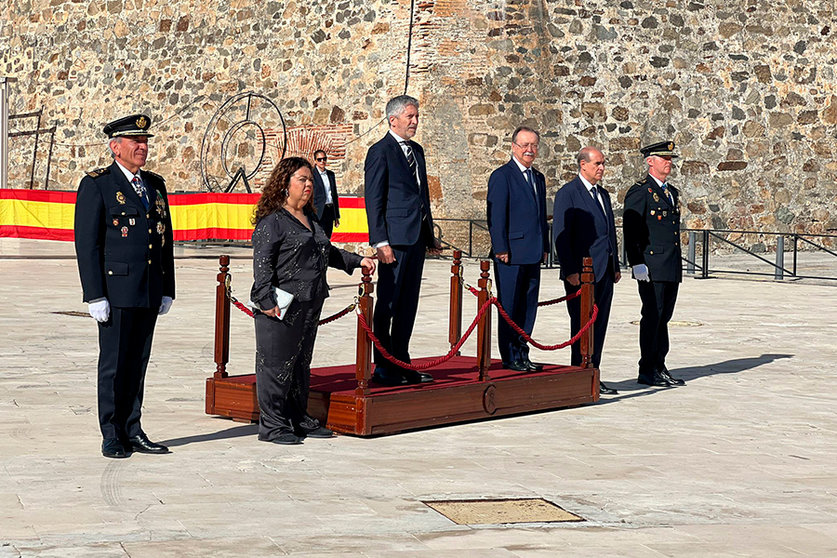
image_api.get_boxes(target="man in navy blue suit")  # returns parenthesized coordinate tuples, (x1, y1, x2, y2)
(311, 149, 340, 238)
(486, 126, 549, 372)
(553, 147, 620, 395)
(364, 95, 440, 386)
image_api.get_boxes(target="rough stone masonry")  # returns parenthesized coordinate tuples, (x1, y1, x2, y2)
(2, 0, 836, 251)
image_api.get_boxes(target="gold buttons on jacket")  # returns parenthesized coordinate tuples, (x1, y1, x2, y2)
(148, 244, 153, 249)
(108, 270, 113, 275)
(649, 250, 654, 255)
(148, 259, 152, 264)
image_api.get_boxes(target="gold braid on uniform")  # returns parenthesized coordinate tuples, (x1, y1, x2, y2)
(86, 167, 111, 178)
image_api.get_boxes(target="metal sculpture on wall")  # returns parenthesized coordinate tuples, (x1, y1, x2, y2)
(200, 92, 287, 193)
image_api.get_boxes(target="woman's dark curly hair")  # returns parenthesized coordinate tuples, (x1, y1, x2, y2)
(252, 157, 314, 224)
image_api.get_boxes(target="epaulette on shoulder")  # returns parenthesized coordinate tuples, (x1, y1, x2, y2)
(144, 170, 165, 182)
(633, 180, 645, 187)
(86, 167, 110, 178)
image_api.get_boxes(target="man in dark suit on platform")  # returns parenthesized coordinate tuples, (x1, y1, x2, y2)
(364, 95, 440, 386)
(74, 114, 175, 458)
(311, 149, 340, 238)
(623, 140, 686, 387)
(553, 146, 620, 395)
(486, 126, 549, 372)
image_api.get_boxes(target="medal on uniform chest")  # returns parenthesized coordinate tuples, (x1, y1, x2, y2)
(116, 191, 126, 205)
(653, 192, 660, 202)
(155, 198, 167, 217)
(657, 215, 662, 221)
(157, 222, 166, 235)
(112, 218, 119, 226)
(121, 226, 129, 237)
(663, 210, 668, 216)
(129, 218, 135, 226)
(650, 210, 655, 216)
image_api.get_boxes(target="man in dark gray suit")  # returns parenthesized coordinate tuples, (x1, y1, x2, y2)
(311, 149, 340, 238)
(364, 95, 440, 386)
(553, 146, 620, 395)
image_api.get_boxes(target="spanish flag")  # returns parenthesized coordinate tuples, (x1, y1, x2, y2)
(0, 189, 370, 244)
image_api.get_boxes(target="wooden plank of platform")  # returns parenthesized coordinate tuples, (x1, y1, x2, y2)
(205, 355, 598, 436)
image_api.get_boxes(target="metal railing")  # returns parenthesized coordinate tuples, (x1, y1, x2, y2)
(433, 218, 837, 282)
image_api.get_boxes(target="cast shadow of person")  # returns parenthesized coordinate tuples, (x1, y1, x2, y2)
(601, 353, 793, 403)
(161, 424, 257, 448)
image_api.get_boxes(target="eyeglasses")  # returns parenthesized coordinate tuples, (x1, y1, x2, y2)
(514, 142, 539, 150)
(315, 157, 327, 162)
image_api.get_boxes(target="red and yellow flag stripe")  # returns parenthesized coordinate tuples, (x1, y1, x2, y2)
(0, 189, 370, 244)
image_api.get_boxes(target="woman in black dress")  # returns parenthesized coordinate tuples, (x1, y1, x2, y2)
(251, 157, 375, 444)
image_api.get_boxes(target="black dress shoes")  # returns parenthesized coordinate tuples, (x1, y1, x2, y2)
(271, 431, 303, 445)
(659, 368, 686, 386)
(637, 372, 672, 387)
(371, 367, 406, 386)
(403, 370, 434, 384)
(504, 360, 529, 372)
(599, 382, 618, 395)
(522, 358, 544, 372)
(128, 434, 171, 454)
(102, 438, 129, 459)
(295, 416, 334, 438)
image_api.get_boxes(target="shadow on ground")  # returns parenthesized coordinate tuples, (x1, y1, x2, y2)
(602, 353, 794, 402)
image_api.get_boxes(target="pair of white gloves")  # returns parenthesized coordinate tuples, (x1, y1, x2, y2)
(88, 296, 173, 322)
(632, 264, 651, 282)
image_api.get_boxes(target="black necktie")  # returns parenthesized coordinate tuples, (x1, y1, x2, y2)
(591, 186, 607, 218)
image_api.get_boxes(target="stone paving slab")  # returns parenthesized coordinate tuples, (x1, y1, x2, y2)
(1, 239, 836, 557)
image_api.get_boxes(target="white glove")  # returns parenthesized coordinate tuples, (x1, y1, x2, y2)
(88, 299, 110, 322)
(632, 264, 651, 282)
(158, 296, 173, 315)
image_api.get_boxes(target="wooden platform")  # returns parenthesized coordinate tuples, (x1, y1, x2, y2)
(206, 356, 599, 436)
(206, 253, 601, 437)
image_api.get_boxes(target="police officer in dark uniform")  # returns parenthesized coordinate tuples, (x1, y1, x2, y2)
(623, 141, 686, 388)
(74, 114, 175, 458)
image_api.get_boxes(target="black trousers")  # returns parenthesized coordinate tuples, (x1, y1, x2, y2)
(254, 297, 324, 441)
(320, 204, 336, 238)
(565, 264, 615, 368)
(97, 307, 158, 441)
(636, 280, 679, 376)
(373, 241, 426, 370)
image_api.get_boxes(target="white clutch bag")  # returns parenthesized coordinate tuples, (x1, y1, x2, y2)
(272, 287, 294, 320)
(250, 286, 294, 320)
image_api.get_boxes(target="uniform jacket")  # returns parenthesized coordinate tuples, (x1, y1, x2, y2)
(623, 174, 682, 283)
(312, 168, 340, 223)
(486, 159, 549, 265)
(250, 208, 363, 309)
(552, 175, 619, 283)
(74, 161, 175, 308)
(364, 133, 435, 248)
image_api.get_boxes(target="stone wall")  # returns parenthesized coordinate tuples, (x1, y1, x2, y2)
(3, 0, 836, 249)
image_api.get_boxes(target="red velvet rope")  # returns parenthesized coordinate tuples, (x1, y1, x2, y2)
(355, 296, 494, 371)
(355, 295, 598, 371)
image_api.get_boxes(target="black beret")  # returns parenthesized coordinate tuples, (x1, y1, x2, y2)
(103, 114, 154, 138)
(640, 140, 678, 158)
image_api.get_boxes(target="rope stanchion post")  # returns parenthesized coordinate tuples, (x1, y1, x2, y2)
(448, 249, 463, 354)
(579, 256, 595, 370)
(476, 259, 492, 380)
(213, 255, 231, 380)
(354, 266, 374, 397)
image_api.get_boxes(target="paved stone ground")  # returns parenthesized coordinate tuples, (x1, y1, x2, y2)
(1, 239, 836, 557)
